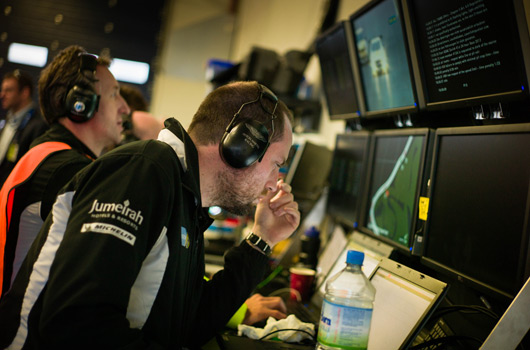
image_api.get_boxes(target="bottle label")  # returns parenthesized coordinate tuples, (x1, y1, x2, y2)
(317, 299, 373, 350)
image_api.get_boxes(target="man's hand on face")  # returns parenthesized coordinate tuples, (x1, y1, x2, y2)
(253, 179, 300, 247)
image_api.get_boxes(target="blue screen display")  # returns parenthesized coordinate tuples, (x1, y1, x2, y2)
(352, 0, 416, 113)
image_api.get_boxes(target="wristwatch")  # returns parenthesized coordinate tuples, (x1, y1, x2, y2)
(245, 232, 272, 256)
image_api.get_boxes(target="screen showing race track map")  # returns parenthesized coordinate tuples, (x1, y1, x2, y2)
(363, 134, 425, 249)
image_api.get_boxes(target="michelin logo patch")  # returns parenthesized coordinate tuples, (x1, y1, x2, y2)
(81, 222, 136, 246)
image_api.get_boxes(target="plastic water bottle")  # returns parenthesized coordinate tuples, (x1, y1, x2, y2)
(316, 250, 376, 350)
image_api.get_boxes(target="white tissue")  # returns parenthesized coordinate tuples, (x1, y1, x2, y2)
(238, 314, 315, 343)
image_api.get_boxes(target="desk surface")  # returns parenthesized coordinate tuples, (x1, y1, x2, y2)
(201, 332, 315, 350)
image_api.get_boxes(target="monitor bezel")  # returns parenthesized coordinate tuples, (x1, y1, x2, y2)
(421, 123, 530, 301)
(315, 20, 364, 120)
(359, 127, 433, 254)
(325, 131, 372, 229)
(402, 0, 530, 111)
(348, 0, 420, 119)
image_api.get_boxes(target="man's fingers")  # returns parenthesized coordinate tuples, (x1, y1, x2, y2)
(261, 296, 287, 313)
(266, 309, 287, 320)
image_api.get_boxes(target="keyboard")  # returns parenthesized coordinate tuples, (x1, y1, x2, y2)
(286, 300, 320, 325)
(415, 317, 455, 349)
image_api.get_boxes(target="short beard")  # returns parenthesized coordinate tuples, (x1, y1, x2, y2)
(212, 169, 256, 217)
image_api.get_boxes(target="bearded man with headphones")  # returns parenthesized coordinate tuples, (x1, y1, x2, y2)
(0, 78, 300, 349)
(0, 45, 130, 298)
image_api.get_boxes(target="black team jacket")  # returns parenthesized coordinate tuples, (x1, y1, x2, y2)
(0, 118, 269, 349)
(0, 123, 96, 297)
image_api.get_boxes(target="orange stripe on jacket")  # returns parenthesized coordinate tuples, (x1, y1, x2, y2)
(0, 142, 71, 296)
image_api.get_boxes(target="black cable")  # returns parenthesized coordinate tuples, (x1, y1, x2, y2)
(258, 328, 316, 342)
(408, 335, 483, 350)
(434, 305, 499, 321)
(318, 0, 340, 35)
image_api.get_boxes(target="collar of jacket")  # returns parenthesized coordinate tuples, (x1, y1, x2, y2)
(31, 122, 98, 160)
(158, 118, 208, 220)
(158, 120, 188, 171)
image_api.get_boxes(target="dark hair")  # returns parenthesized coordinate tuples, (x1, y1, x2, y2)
(188, 81, 293, 146)
(120, 84, 148, 112)
(3, 69, 34, 95)
(38, 45, 111, 124)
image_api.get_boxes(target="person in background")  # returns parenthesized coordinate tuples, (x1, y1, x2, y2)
(0, 80, 299, 349)
(119, 84, 164, 143)
(119, 83, 288, 328)
(0, 69, 49, 185)
(0, 45, 129, 297)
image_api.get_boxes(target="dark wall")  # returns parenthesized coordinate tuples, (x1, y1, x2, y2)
(0, 0, 168, 116)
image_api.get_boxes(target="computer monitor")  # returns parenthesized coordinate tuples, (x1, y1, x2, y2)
(403, 0, 530, 111)
(349, 0, 418, 118)
(360, 128, 432, 253)
(238, 46, 280, 88)
(326, 132, 371, 229)
(367, 258, 447, 350)
(279, 143, 299, 180)
(284, 141, 333, 204)
(315, 21, 362, 120)
(422, 123, 530, 301)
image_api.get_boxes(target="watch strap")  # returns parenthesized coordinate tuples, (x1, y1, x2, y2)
(246, 232, 271, 256)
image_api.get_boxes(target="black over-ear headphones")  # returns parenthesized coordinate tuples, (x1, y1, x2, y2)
(65, 53, 100, 123)
(219, 84, 279, 168)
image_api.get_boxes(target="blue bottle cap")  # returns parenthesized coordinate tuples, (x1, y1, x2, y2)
(346, 250, 364, 265)
(304, 226, 319, 238)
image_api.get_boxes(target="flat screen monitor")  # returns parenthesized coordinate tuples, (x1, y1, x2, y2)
(360, 128, 432, 252)
(404, 0, 530, 110)
(422, 123, 530, 300)
(367, 258, 447, 350)
(315, 21, 361, 120)
(326, 132, 371, 229)
(349, 0, 418, 117)
(279, 143, 299, 180)
(284, 141, 333, 203)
